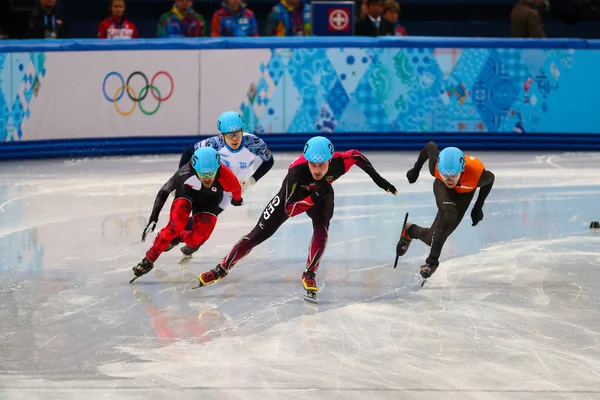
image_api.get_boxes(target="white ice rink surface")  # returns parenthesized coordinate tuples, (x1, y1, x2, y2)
(1, 151, 599, 400)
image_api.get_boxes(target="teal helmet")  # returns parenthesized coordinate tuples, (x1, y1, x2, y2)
(438, 147, 465, 176)
(303, 136, 334, 163)
(217, 111, 244, 134)
(191, 147, 221, 178)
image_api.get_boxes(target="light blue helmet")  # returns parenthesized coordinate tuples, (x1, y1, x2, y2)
(303, 136, 334, 163)
(217, 111, 244, 134)
(437, 147, 465, 176)
(191, 147, 221, 178)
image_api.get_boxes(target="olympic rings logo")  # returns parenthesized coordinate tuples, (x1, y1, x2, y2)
(102, 71, 175, 116)
(309, 154, 328, 162)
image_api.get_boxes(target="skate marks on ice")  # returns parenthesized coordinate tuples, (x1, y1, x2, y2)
(94, 235, 600, 399)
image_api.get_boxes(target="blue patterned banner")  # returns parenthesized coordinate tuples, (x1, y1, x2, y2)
(238, 47, 598, 134)
(0, 53, 46, 141)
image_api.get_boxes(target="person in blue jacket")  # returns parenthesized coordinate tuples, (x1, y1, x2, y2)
(265, 0, 311, 36)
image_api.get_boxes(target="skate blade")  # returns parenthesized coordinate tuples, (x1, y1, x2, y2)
(303, 291, 318, 304)
(393, 212, 409, 269)
(420, 279, 427, 288)
(129, 276, 139, 284)
(191, 279, 216, 290)
(178, 255, 193, 264)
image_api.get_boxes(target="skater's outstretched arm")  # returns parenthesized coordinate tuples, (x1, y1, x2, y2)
(340, 150, 397, 194)
(216, 164, 243, 204)
(244, 135, 275, 190)
(471, 170, 495, 226)
(150, 169, 185, 221)
(251, 156, 274, 183)
(407, 141, 440, 183)
(475, 170, 495, 207)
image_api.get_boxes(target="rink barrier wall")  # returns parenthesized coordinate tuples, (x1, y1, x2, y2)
(3, 133, 600, 161)
(1, 37, 600, 160)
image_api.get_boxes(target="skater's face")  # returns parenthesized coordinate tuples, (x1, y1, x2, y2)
(223, 131, 243, 150)
(440, 173, 461, 189)
(308, 161, 329, 180)
(175, 0, 192, 13)
(200, 176, 215, 188)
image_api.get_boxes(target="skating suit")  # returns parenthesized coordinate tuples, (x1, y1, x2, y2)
(184, 133, 272, 209)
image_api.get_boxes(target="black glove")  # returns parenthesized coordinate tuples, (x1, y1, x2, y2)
(141, 217, 157, 242)
(383, 181, 397, 195)
(471, 205, 484, 226)
(373, 176, 397, 195)
(310, 183, 332, 203)
(231, 198, 244, 206)
(406, 168, 420, 184)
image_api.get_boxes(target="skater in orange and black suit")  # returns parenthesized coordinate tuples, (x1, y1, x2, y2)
(396, 141, 495, 280)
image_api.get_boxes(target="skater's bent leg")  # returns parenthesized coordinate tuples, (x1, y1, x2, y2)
(219, 193, 289, 272)
(180, 212, 217, 248)
(305, 194, 334, 274)
(145, 198, 191, 262)
(423, 182, 474, 266)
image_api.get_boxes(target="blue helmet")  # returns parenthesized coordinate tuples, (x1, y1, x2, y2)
(303, 136, 334, 163)
(191, 147, 221, 178)
(217, 111, 244, 134)
(437, 147, 465, 176)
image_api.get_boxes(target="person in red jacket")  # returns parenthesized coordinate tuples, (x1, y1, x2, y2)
(98, 0, 138, 39)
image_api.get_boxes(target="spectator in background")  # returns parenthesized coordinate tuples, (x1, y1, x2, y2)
(157, 0, 206, 38)
(355, 0, 395, 36)
(0, 0, 9, 39)
(511, 0, 547, 37)
(211, 0, 258, 37)
(27, 0, 67, 39)
(356, 0, 368, 19)
(98, 0, 138, 39)
(383, 0, 407, 36)
(265, 0, 311, 36)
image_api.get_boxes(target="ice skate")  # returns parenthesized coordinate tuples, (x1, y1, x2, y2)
(179, 245, 200, 264)
(302, 271, 319, 303)
(191, 265, 228, 289)
(164, 236, 181, 252)
(130, 258, 154, 283)
(394, 213, 412, 268)
(419, 263, 438, 287)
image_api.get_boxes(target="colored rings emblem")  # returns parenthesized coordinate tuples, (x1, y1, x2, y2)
(102, 71, 174, 116)
(310, 154, 328, 162)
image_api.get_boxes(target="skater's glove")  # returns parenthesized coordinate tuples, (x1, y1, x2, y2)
(374, 176, 397, 195)
(310, 183, 332, 203)
(141, 219, 157, 242)
(240, 177, 256, 194)
(231, 198, 244, 206)
(471, 206, 484, 226)
(384, 182, 397, 195)
(406, 168, 419, 184)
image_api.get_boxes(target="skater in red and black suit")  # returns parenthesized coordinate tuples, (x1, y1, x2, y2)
(131, 147, 242, 282)
(396, 141, 495, 280)
(193, 136, 398, 301)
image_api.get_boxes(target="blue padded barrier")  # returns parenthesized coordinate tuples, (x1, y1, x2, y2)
(3, 133, 600, 161)
(0, 36, 591, 53)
